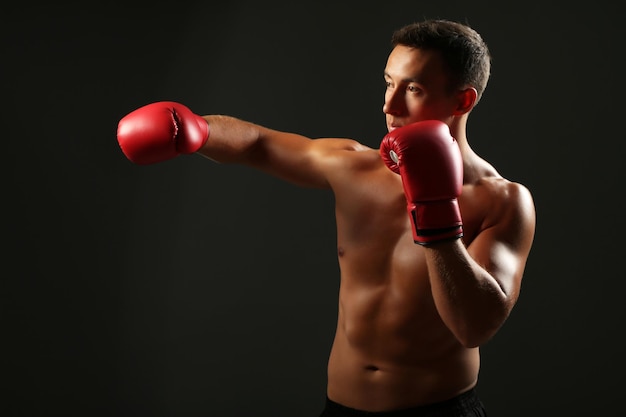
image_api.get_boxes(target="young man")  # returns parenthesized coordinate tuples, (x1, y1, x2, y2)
(117, 19, 536, 417)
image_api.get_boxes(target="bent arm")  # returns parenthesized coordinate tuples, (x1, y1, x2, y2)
(425, 182, 536, 348)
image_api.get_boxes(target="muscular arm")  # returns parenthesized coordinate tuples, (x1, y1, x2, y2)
(424, 182, 536, 348)
(116, 102, 371, 187)
(197, 115, 368, 189)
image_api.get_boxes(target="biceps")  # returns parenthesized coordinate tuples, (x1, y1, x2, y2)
(467, 229, 528, 299)
(251, 134, 331, 188)
(467, 187, 536, 298)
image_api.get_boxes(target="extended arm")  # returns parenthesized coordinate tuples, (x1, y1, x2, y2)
(116, 101, 366, 189)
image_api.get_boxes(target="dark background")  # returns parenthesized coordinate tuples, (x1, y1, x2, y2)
(3, 1, 624, 416)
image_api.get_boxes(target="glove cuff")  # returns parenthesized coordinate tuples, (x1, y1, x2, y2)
(408, 200, 463, 245)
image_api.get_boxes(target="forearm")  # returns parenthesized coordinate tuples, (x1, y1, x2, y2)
(197, 115, 263, 164)
(197, 115, 330, 188)
(116, 102, 264, 166)
(425, 239, 510, 348)
(115, 102, 324, 187)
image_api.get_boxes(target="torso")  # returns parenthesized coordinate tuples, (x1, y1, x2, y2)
(324, 146, 501, 411)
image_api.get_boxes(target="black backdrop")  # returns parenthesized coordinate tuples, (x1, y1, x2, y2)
(3, 1, 624, 416)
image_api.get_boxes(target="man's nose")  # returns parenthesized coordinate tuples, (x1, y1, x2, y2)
(382, 91, 404, 115)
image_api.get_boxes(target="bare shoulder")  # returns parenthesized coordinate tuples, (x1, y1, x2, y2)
(311, 137, 381, 168)
(312, 137, 376, 154)
(462, 174, 536, 250)
(478, 176, 535, 222)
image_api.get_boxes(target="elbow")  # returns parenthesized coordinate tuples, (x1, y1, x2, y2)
(454, 309, 511, 348)
(458, 291, 516, 348)
(456, 326, 500, 349)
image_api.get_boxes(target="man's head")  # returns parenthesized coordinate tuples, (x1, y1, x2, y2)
(383, 19, 492, 130)
(391, 19, 491, 103)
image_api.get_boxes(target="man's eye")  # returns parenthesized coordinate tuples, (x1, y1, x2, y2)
(407, 85, 421, 93)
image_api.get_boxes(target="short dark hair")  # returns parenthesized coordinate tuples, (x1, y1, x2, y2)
(391, 19, 492, 102)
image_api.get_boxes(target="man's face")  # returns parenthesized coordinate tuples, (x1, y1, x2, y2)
(383, 45, 459, 132)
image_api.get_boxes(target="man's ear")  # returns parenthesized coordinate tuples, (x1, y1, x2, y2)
(453, 87, 478, 115)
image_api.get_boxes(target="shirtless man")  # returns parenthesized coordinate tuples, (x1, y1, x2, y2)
(117, 19, 536, 417)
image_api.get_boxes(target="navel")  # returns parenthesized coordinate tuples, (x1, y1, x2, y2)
(338, 246, 345, 257)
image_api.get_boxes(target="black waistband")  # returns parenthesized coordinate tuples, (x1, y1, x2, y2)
(323, 388, 483, 417)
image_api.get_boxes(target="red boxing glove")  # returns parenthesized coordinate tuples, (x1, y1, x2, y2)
(117, 101, 209, 165)
(380, 120, 463, 245)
